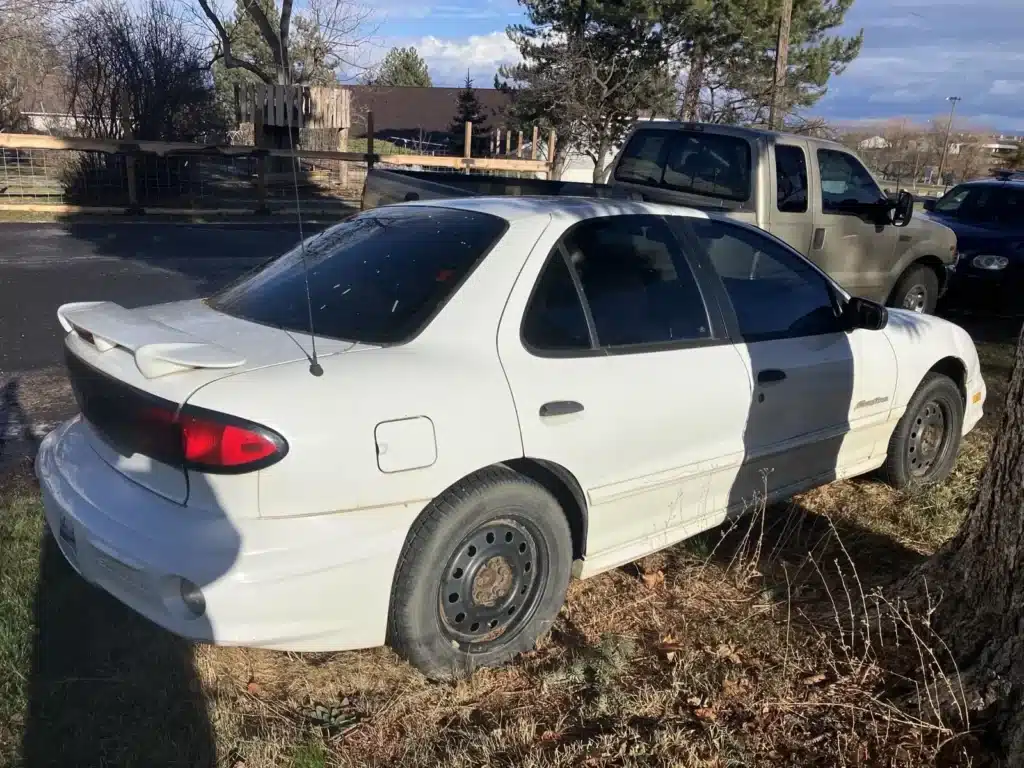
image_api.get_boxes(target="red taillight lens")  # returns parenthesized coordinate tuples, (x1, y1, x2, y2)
(180, 414, 283, 470)
(138, 405, 285, 472)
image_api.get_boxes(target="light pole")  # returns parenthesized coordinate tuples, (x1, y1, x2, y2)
(936, 95, 961, 189)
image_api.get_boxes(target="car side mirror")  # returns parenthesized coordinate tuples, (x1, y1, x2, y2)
(922, 198, 937, 212)
(889, 189, 914, 227)
(844, 296, 888, 331)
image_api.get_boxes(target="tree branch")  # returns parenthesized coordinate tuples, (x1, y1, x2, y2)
(195, 0, 273, 82)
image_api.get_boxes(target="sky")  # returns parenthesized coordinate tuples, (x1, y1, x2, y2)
(361, 0, 1024, 133)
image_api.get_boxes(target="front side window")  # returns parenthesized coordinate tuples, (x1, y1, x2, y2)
(691, 219, 842, 341)
(210, 207, 507, 344)
(775, 144, 809, 213)
(934, 185, 1024, 224)
(817, 149, 886, 210)
(523, 215, 712, 351)
(614, 129, 753, 202)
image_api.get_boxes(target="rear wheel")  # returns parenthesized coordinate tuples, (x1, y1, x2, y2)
(881, 373, 963, 489)
(889, 264, 939, 314)
(387, 466, 572, 679)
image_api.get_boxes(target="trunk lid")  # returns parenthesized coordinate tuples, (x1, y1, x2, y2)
(62, 299, 354, 503)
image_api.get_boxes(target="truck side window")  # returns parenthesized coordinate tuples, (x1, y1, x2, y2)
(817, 149, 886, 210)
(775, 145, 808, 213)
(691, 219, 841, 342)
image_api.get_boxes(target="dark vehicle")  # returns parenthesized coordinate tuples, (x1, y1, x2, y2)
(925, 176, 1024, 315)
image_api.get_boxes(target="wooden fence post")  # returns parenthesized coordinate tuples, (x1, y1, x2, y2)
(119, 93, 139, 212)
(366, 110, 375, 169)
(547, 129, 557, 180)
(253, 104, 268, 214)
(464, 120, 472, 174)
(517, 130, 524, 158)
(532, 126, 539, 160)
(504, 129, 511, 156)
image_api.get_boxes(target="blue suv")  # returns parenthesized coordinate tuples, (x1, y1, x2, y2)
(926, 174, 1024, 315)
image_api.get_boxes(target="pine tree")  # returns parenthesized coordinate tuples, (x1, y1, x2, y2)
(369, 46, 432, 88)
(449, 73, 489, 154)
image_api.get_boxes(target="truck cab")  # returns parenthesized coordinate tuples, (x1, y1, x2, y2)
(606, 122, 958, 313)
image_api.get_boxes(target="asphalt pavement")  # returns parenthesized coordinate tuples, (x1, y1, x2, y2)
(0, 221, 321, 450)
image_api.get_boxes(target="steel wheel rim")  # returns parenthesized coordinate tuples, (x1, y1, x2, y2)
(902, 285, 928, 313)
(438, 516, 546, 649)
(908, 399, 950, 478)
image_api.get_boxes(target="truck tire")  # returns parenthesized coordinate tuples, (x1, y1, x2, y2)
(880, 373, 963, 489)
(888, 264, 939, 314)
(387, 466, 573, 680)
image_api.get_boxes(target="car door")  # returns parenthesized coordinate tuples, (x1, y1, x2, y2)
(812, 147, 899, 302)
(768, 140, 816, 255)
(497, 213, 752, 573)
(686, 217, 898, 514)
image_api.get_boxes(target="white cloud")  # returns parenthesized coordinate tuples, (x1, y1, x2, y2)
(990, 80, 1024, 97)
(415, 32, 521, 84)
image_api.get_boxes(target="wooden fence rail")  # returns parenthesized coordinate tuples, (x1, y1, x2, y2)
(0, 115, 557, 215)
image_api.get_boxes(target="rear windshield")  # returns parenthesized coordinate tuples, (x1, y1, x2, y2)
(614, 129, 752, 202)
(210, 207, 507, 344)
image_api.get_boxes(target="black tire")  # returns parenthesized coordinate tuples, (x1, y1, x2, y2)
(888, 264, 939, 314)
(387, 465, 572, 679)
(880, 373, 964, 489)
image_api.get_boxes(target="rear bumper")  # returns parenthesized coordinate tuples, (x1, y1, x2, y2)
(36, 417, 422, 652)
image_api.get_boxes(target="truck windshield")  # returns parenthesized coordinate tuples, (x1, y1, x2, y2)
(614, 129, 752, 202)
(210, 207, 508, 344)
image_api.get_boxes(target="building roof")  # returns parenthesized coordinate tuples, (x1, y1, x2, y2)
(348, 86, 511, 139)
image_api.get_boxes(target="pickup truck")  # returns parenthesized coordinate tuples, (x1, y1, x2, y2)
(361, 121, 959, 314)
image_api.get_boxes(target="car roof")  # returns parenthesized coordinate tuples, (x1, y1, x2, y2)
(956, 178, 1024, 190)
(396, 195, 711, 223)
(624, 119, 850, 152)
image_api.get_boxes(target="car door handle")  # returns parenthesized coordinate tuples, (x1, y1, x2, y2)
(539, 400, 584, 417)
(813, 227, 826, 250)
(757, 369, 787, 384)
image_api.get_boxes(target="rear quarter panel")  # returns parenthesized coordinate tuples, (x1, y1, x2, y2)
(185, 216, 548, 519)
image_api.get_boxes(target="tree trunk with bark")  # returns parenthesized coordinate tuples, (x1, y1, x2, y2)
(679, 44, 705, 122)
(903, 325, 1024, 757)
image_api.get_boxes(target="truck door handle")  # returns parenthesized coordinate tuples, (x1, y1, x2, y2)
(540, 400, 584, 417)
(813, 228, 826, 250)
(757, 369, 787, 384)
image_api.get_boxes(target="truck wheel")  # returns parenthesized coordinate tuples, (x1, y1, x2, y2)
(880, 373, 963, 489)
(889, 265, 939, 314)
(387, 466, 572, 680)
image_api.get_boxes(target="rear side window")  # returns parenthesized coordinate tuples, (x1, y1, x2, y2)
(614, 129, 752, 202)
(775, 145, 808, 213)
(211, 207, 507, 344)
(523, 215, 712, 352)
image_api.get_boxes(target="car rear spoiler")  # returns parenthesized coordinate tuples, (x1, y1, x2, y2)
(57, 301, 246, 379)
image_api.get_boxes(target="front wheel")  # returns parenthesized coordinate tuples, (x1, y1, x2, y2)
(888, 265, 939, 314)
(387, 466, 572, 679)
(880, 373, 964, 489)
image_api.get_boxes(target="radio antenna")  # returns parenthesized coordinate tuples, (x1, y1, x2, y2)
(284, 71, 323, 377)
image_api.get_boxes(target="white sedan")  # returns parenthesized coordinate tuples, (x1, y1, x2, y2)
(37, 197, 986, 678)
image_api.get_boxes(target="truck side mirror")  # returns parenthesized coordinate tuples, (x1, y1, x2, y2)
(889, 189, 914, 227)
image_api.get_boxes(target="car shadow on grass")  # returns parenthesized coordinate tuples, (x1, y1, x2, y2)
(20, 530, 216, 767)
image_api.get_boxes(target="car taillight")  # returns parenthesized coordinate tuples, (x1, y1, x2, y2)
(140, 405, 287, 473)
(181, 414, 281, 469)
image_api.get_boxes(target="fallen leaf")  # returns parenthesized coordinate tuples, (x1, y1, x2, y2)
(655, 634, 682, 662)
(694, 707, 718, 722)
(715, 644, 742, 665)
(802, 673, 827, 686)
(641, 570, 665, 589)
(246, 680, 262, 696)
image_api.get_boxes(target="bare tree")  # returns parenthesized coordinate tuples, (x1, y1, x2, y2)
(65, 0, 221, 140)
(194, 0, 373, 85)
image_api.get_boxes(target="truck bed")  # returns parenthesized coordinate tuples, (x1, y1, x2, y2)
(360, 168, 637, 211)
